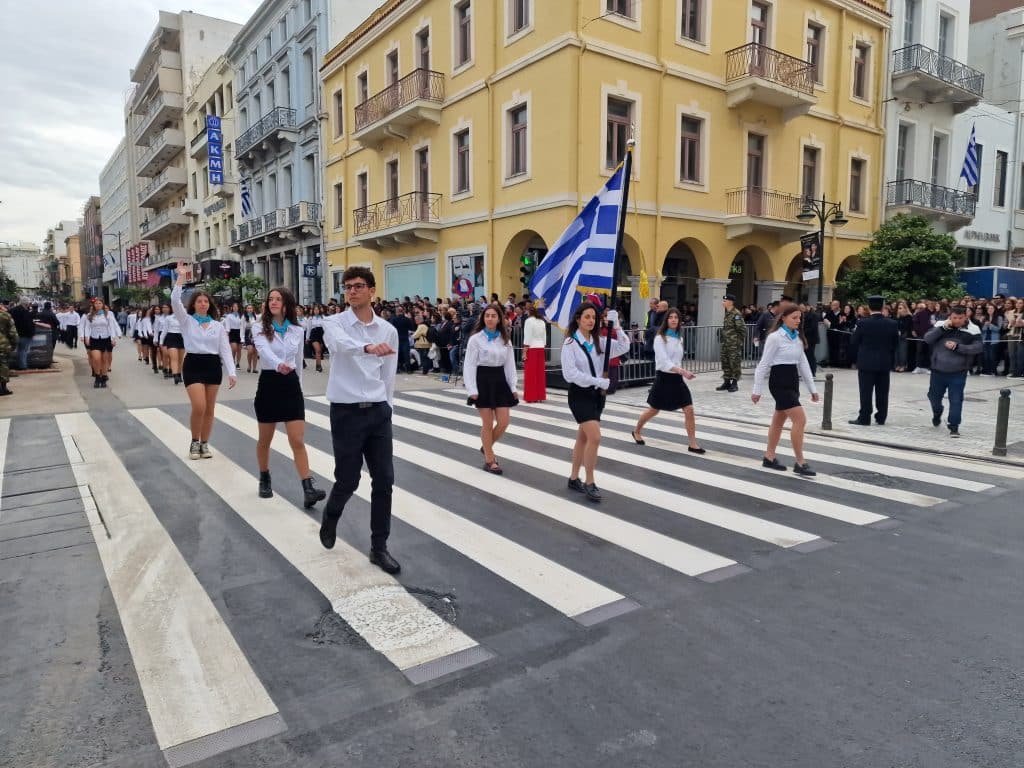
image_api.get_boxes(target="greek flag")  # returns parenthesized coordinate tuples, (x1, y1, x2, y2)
(959, 123, 979, 187)
(241, 178, 252, 218)
(528, 163, 626, 329)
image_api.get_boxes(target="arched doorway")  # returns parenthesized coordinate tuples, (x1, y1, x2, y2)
(784, 254, 806, 303)
(727, 250, 756, 306)
(660, 241, 700, 312)
(501, 230, 548, 299)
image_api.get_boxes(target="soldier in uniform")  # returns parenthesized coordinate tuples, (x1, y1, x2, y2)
(717, 293, 745, 392)
(0, 301, 19, 396)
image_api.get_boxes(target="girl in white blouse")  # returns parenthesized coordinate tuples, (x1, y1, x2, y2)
(81, 299, 121, 388)
(631, 308, 704, 453)
(751, 305, 819, 476)
(560, 299, 630, 502)
(464, 303, 521, 474)
(172, 263, 237, 460)
(223, 301, 244, 368)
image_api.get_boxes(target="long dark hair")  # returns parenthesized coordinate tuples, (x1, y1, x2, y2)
(186, 289, 220, 320)
(771, 305, 808, 348)
(566, 301, 603, 354)
(657, 307, 682, 339)
(471, 302, 510, 343)
(261, 287, 298, 338)
(87, 299, 106, 322)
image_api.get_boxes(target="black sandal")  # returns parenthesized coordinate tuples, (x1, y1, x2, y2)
(483, 461, 503, 475)
(631, 430, 645, 445)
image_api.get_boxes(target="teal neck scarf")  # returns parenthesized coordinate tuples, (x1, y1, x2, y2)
(272, 319, 291, 336)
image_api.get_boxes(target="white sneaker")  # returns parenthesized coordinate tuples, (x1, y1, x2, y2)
(199, 441, 213, 459)
(189, 440, 201, 460)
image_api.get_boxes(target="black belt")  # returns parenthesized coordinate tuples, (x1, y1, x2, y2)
(332, 401, 387, 410)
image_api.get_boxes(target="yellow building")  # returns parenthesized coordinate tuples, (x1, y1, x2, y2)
(321, 0, 889, 324)
(63, 233, 84, 300)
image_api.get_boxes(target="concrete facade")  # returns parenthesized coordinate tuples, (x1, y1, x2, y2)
(99, 138, 132, 300)
(43, 220, 83, 298)
(79, 197, 103, 299)
(0, 242, 43, 293)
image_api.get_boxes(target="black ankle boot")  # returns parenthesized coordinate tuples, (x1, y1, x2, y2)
(302, 477, 326, 508)
(258, 470, 273, 498)
(173, 373, 181, 385)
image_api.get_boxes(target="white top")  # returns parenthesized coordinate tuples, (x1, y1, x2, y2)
(252, 322, 304, 385)
(463, 331, 517, 398)
(127, 314, 139, 334)
(137, 316, 153, 338)
(223, 312, 244, 331)
(56, 311, 67, 330)
(82, 312, 121, 340)
(154, 314, 167, 344)
(163, 312, 182, 335)
(752, 328, 816, 396)
(560, 330, 630, 391)
(323, 308, 399, 407)
(523, 316, 547, 348)
(64, 311, 80, 327)
(171, 286, 236, 377)
(308, 316, 325, 329)
(653, 333, 686, 373)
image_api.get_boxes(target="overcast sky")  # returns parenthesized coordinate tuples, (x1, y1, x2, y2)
(0, 0, 262, 251)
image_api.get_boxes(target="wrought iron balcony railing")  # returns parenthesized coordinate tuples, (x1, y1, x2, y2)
(354, 68, 445, 132)
(726, 187, 807, 219)
(725, 43, 815, 96)
(886, 179, 977, 217)
(354, 191, 440, 235)
(236, 107, 297, 156)
(892, 44, 984, 98)
(230, 202, 322, 246)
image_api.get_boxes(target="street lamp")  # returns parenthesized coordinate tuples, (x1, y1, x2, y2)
(102, 231, 125, 290)
(796, 195, 848, 305)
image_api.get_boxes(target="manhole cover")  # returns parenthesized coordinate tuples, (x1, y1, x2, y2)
(831, 470, 903, 487)
(306, 611, 370, 648)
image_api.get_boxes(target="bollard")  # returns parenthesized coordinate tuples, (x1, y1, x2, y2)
(821, 373, 834, 430)
(992, 389, 1011, 457)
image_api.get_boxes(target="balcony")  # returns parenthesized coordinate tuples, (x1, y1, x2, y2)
(131, 51, 183, 113)
(353, 191, 441, 249)
(236, 107, 298, 161)
(725, 43, 817, 120)
(885, 179, 976, 231)
(229, 201, 322, 251)
(143, 246, 190, 270)
(137, 167, 187, 208)
(134, 91, 184, 146)
(139, 208, 189, 240)
(137, 128, 186, 178)
(189, 127, 209, 159)
(353, 68, 445, 146)
(891, 44, 984, 112)
(724, 188, 814, 244)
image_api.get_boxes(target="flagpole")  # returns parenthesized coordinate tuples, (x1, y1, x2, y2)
(602, 139, 635, 376)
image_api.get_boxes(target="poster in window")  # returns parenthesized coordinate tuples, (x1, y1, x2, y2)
(451, 253, 484, 299)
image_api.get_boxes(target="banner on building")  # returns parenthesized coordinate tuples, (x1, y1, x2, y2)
(800, 232, 821, 282)
(206, 115, 223, 185)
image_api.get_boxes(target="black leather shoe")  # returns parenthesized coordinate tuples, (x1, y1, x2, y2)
(874, 419, 885, 425)
(584, 483, 602, 502)
(762, 456, 786, 471)
(847, 419, 870, 426)
(258, 470, 273, 499)
(567, 477, 586, 493)
(319, 513, 339, 549)
(301, 477, 326, 508)
(370, 548, 401, 574)
(931, 413, 942, 427)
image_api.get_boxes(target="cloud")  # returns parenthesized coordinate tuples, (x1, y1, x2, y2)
(0, 0, 261, 247)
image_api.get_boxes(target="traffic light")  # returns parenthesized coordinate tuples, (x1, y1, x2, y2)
(519, 251, 536, 288)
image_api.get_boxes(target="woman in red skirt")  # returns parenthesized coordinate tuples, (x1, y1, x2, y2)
(522, 304, 547, 402)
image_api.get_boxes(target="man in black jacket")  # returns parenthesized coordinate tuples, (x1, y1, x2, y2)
(10, 298, 35, 370)
(801, 302, 822, 375)
(848, 295, 899, 425)
(388, 306, 415, 373)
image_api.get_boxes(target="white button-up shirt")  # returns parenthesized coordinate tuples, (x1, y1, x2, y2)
(752, 327, 816, 396)
(171, 286, 236, 377)
(323, 308, 398, 406)
(523, 316, 547, 349)
(560, 330, 630, 390)
(81, 311, 120, 340)
(252, 322, 304, 385)
(463, 331, 517, 398)
(653, 333, 686, 373)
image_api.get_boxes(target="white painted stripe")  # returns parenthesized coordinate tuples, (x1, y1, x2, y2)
(212, 407, 627, 622)
(513, 398, 994, 493)
(55, 413, 281, 753)
(407, 390, 936, 510)
(130, 408, 481, 675)
(0, 418, 9, 514)
(302, 403, 734, 577)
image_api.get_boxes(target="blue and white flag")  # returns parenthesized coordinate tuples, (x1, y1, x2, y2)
(960, 123, 979, 187)
(528, 163, 626, 329)
(241, 178, 252, 218)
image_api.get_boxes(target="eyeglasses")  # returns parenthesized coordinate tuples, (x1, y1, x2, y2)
(343, 283, 368, 292)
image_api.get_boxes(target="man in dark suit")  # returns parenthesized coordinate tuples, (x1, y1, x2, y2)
(848, 295, 899, 425)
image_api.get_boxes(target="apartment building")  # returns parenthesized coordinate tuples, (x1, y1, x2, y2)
(99, 138, 132, 302)
(321, 0, 889, 323)
(80, 197, 103, 299)
(129, 11, 242, 284)
(225, 0, 330, 304)
(43, 219, 83, 298)
(0, 242, 43, 293)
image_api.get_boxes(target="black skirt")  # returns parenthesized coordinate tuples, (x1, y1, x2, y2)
(228, 328, 242, 345)
(88, 337, 113, 352)
(471, 365, 518, 409)
(309, 326, 325, 344)
(140, 336, 152, 346)
(243, 330, 254, 347)
(768, 364, 801, 411)
(163, 332, 185, 350)
(182, 353, 223, 386)
(568, 384, 604, 424)
(647, 371, 693, 411)
(254, 370, 305, 423)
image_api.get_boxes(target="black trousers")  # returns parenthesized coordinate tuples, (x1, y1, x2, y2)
(857, 369, 891, 423)
(323, 402, 394, 550)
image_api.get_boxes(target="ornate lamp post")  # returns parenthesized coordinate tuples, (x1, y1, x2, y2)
(796, 196, 848, 305)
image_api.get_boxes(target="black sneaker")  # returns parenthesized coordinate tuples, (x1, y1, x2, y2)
(931, 413, 942, 427)
(948, 425, 960, 438)
(793, 462, 817, 477)
(584, 483, 602, 502)
(567, 478, 586, 493)
(762, 456, 787, 471)
(319, 513, 339, 549)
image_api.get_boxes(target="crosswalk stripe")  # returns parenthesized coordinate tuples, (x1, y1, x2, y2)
(212, 406, 637, 626)
(303, 400, 738, 579)
(513, 398, 994, 493)
(407, 391, 912, 516)
(132, 408, 489, 684)
(0, 418, 9, 514)
(55, 413, 284, 766)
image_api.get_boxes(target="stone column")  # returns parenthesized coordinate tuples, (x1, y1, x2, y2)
(820, 284, 834, 306)
(627, 275, 644, 329)
(283, 253, 295, 292)
(755, 280, 787, 308)
(696, 278, 730, 328)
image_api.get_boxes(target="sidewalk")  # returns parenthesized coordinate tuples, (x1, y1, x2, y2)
(607, 366, 1024, 465)
(0, 347, 87, 419)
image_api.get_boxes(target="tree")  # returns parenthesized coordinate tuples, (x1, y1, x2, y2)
(112, 285, 159, 306)
(836, 213, 965, 305)
(203, 274, 266, 304)
(0, 268, 19, 299)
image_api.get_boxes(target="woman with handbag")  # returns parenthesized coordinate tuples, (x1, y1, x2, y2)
(464, 303, 520, 475)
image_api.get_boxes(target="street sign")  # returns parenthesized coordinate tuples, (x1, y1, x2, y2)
(206, 115, 223, 186)
(303, 264, 318, 278)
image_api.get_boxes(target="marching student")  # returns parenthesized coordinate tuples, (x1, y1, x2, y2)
(751, 304, 819, 477)
(318, 266, 401, 575)
(81, 298, 120, 388)
(243, 303, 259, 373)
(308, 304, 326, 372)
(154, 304, 170, 377)
(161, 295, 185, 384)
(295, 305, 309, 370)
(522, 303, 547, 402)
(172, 263, 237, 460)
(464, 302, 521, 475)
(631, 307, 704, 453)
(224, 301, 244, 369)
(138, 307, 156, 369)
(128, 308, 141, 359)
(64, 305, 80, 349)
(561, 300, 630, 502)
(251, 287, 326, 506)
